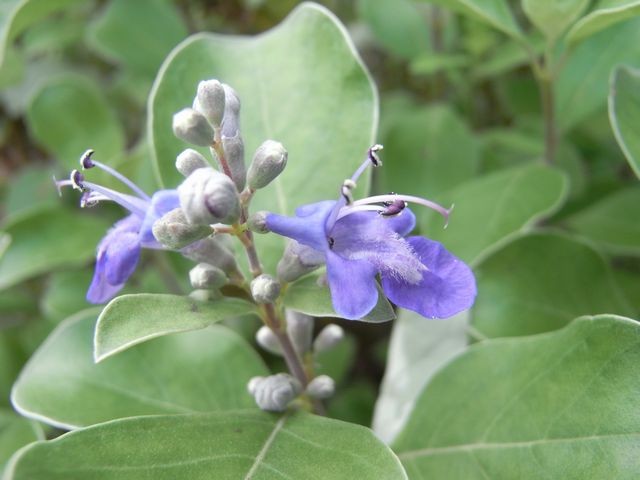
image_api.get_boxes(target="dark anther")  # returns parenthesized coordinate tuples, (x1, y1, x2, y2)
(380, 199, 407, 217)
(341, 179, 355, 205)
(80, 149, 95, 169)
(328, 237, 335, 249)
(368, 144, 383, 167)
(70, 169, 85, 191)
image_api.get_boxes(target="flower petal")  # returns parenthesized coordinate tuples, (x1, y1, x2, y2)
(266, 201, 335, 252)
(381, 236, 476, 319)
(326, 250, 378, 320)
(104, 231, 141, 285)
(383, 207, 416, 236)
(139, 189, 180, 247)
(86, 254, 125, 304)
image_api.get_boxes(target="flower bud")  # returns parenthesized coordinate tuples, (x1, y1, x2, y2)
(247, 140, 288, 190)
(313, 324, 344, 353)
(189, 263, 227, 290)
(196, 79, 225, 127)
(276, 241, 323, 283)
(220, 134, 246, 191)
(172, 108, 215, 147)
(176, 149, 210, 177)
(178, 167, 240, 225)
(189, 289, 221, 301)
(247, 211, 270, 234)
(220, 84, 241, 137)
(255, 326, 282, 356)
(248, 373, 302, 412)
(152, 208, 211, 249)
(250, 274, 281, 304)
(306, 375, 335, 400)
(181, 237, 238, 274)
(286, 310, 313, 356)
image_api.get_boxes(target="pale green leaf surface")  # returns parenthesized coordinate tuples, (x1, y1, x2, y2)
(149, 3, 377, 270)
(283, 272, 396, 323)
(567, 0, 640, 45)
(420, 163, 567, 265)
(566, 187, 640, 255)
(12, 310, 268, 429)
(0, 410, 41, 475)
(429, 0, 522, 39)
(522, 0, 589, 40)
(0, 209, 109, 290)
(5, 410, 408, 480)
(609, 65, 640, 178)
(394, 315, 640, 479)
(472, 232, 634, 338)
(94, 293, 257, 361)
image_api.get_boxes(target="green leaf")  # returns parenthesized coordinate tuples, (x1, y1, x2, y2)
(94, 293, 257, 362)
(522, 0, 589, 40)
(283, 273, 396, 323)
(557, 17, 640, 131)
(12, 309, 268, 429)
(0, 410, 41, 474)
(394, 315, 640, 479)
(3, 166, 58, 224)
(472, 232, 634, 338)
(373, 310, 469, 444)
(566, 187, 640, 255)
(40, 270, 93, 322)
(5, 410, 408, 480)
(609, 65, 640, 178)
(378, 105, 479, 197)
(149, 3, 377, 270)
(430, 0, 523, 39)
(421, 163, 568, 265)
(26, 74, 124, 169)
(0, 209, 109, 290)
(87, 0, 187, 77)
(357, 0, 431, 60)
(567, 0, 640, 45)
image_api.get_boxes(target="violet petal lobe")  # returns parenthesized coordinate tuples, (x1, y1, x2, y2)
(381, 207, 416, 236)
(266, 200, 336, 252)
(139, 189, 180, 247)
(86, 253, 125, 304)
(381, 236, 476, 319)
(104, 231, 141, 285)
(326, 250, 379, 320)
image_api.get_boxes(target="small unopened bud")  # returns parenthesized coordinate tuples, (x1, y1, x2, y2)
(248, 373, 302, 412)
(247, 140, 288, 190)
(189, 289, 221, 301)
(277, 241, 323, 283)
(196, 80, 225, 127)
(306, 375, 335, 400)
(182, 237, 238, 274)
(286, 310, 313, 356)
(220, 84, 241, 138)
(255, 326, 282, 356)
(247, 211, 270, 234)
(152, 208, 211, 249)
(178, 167, 240, 225)
(313, 324, 344, 353)
(250, 274, 281, 304)
(176, 149, 210, 177)
(172, 108, 214, 146)
(189, 263, 227, 290)
(220, 134, 246, 191)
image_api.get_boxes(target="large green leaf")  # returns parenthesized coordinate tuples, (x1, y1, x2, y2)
(567, 0, 640, 45)
(5, 410, 407, 480)
(94, 293, 257, 362)
(472, 232, 633, 338)
(428, 0, 523, 39)
(394, 315, 640, 479)
(149, 3, 377, 270)
(283, 272, 396, 323)
(3, 166, 58, 224)
(557, 17, 640, 131)
(522, 0, 589, 41)
(609, 65, 640, 178)
(40, 270, 93, 323)
(26, 74, 124, 169)
(0, 410, 41, 475)
(420, 163, 567, 265)
(11, 310, 268, 429)
(566, 187, 640, 255)
(0, 208, 109, 290)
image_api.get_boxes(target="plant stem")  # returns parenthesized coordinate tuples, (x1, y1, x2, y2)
(539, 73, 557, 165)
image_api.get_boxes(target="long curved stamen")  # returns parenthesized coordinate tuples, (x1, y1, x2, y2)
(53, 177, 73, 196)
(336, 205, 385, 219)
(80, 149, 150, 200)
(352, 194, 454, 226)
(78, 180, 148, 217)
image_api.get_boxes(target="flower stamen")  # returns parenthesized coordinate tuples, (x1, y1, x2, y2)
(80, 149, 150, 201)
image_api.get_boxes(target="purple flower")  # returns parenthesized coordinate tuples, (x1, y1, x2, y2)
(265, 145, 476, 320)
(56, 150, 179, 303)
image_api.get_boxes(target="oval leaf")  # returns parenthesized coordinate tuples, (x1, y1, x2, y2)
(433, 0, 523, 39)
(567, 0, 640, 45)
(12, 310, 268, 429)
(0, 410, 41, 474)
(522, 0, 589, 41)
(609, 65, 640, 178)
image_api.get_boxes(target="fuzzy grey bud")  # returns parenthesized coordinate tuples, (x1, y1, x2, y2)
(250, 274, 281, 304)
(248, 374, 302, 412)
(286, 310, 313, 356)
(176, 149, 210, 177)
(178, 167, 240, 225)
(196, 79, 225, 127)
(189, 289, 221, 301)
(247, 140, 288, 190)
(313, 324, 344, 353)
(306, 375, 335, 400)
(220, 135, 246, 191)
(247, 211, 270, 234)
(152, 208, 211, 249)
(172, 108, 215, 147)
(255, 326, 282, 356)
(220, 84, 241, 137)
(189, 263, 227, 290)
(277, 241, 323, 283)
(182, 237, 238, 274)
